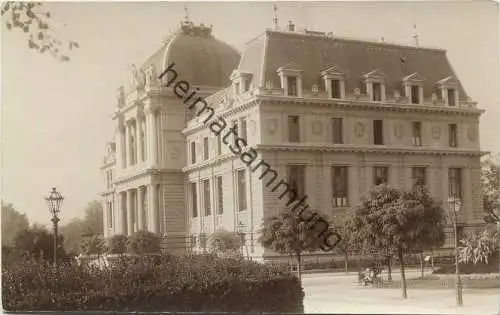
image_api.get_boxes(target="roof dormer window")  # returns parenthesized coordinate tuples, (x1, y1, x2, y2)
(362, 69, 386, 102)
(321, 65, 346, 99)
(277, 62, 303, 97)
(436, 76, 459, 107)
(402, 73, 424, 105)
(230, 69, 253, 96)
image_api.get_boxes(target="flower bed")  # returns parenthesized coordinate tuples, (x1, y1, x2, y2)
(2, 254, 304, 312)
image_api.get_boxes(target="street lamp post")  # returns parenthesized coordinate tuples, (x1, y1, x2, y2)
(446, 196, 463, 307)
(45, 187, 64, 268)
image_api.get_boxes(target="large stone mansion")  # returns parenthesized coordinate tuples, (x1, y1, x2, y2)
(101, 20, 485, 259)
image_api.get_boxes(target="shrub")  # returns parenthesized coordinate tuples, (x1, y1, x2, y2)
(107, 235, 127, 255)
(2, 253, 304, 312)
(127, 231, 160, 255)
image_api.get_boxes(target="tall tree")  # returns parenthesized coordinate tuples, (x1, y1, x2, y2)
(482, 154, 500, 224)
(1, 2, 79, 61)
(58, 218, 87, 255)
(348, 185, 446, 298)
(83, 200, 104, 235)
(1, 202, 29, 247)
(259, 209, 336, 280)
(12, 224, 66, 263)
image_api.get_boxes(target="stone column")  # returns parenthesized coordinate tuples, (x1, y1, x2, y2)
(120, 192, 127, 235)
(145, 106, 158, 168)
(149, 184, 159, 234)
(137, 187, 144, 230)
(127, 190, 134, 236)
(134, 120, 139, 165)
(103, 200, 109, 238)
(125, 123, 130, 167)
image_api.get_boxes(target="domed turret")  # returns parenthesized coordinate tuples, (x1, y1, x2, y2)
(139, 21, 241, 89)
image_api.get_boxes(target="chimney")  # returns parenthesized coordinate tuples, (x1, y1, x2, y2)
(288, 20, 295, 32)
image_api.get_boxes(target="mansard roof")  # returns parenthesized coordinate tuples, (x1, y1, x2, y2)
(237, 30, 468, 99)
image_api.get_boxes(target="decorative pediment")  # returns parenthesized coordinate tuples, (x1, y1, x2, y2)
(362, 69, 385, 80)
(437, 76, 459, 86)
(403, 72, 425, 82)
(277, 61, 303, 74)
(320, 65, 346, 78)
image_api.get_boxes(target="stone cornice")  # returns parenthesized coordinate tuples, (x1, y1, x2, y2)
(182, 99, 259, 136)
(182, 144, 486, 173)
(113, 167, 183, 185)
(254, 144, 487, 156)
(257, 95, 483, 116)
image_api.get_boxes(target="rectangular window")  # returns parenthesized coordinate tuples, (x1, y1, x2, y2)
(288, 115, 300, 142)
(216, 134, 222, 155)
(243, 79, 250, 93)
(240, 117, 247, 142)
(216, 176, 223, 215)
(107, 202, 113, 228)
(332, 166, 348, 207)
(288, 165, 306, 198)
(287, 76, 298, 96)
(372, 83, 382, 101)
(412, 167, 426, 188)
(237, 169, 247, 211)
(190, 182, 198, 218)
(202, 179, 211, 216)
(190, 141, 196, 164)
(373, 167, 389, 186)
(203, 137, 209, 160)
(411, 85, 420, 104)
(449, 124, 458, 147)
(448, 168, 462, 199)
(412, 121, 422, 146)
(140, 124, 146, 161)
(234, 82, 240, 95)
(331, 79, 341, 99)
(373, 120, 384, 145)
(332, 118, 343, 144)
(448, 89, 456, 106)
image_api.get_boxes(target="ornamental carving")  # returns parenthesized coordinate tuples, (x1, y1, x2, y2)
(266, 119, 277, 135)
(467, 127, 477, 141)
(145, 64, 159, 88)
(354, 122, 365, 137)
(312, 121, 323, 135)
(117, 86, 125, 108)
(131, 64, 146, 90)
(431, 126, 441, 140)
(249, 120, 257, 136)
(394, 124, 405, 139)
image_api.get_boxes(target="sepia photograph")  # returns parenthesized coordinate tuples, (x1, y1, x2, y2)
(1, 0, 500, 313)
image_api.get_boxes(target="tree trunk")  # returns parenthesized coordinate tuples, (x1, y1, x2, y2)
(420, 252, 424, 278)
(296, 252, 302, 281)
(344, 251, 348, 273)
(398, 247, 408, 299)
(431, 247, 435, 272)
(387, 256, 392, 281)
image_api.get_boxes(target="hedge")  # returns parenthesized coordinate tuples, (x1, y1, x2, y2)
(2, 254, 304, 312)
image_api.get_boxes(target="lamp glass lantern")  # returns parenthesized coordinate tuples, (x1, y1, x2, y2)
(45, 187, 64, 219)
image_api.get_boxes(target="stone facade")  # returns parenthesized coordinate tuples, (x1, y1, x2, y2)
(102, 24, 485, 260)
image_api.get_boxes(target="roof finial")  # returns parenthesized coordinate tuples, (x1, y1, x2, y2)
(273, 4, 279, 30)
(413, 24, 419, 47)
(184, 3, 190, 23)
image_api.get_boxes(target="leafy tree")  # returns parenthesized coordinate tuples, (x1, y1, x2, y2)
(1, 202, 29, 247)
(12, 224, 67, 263)
(481, 154, 500, 224)
(80, 234, 107, 257)
(209, 230, 242, 256)
(459, 229, 499, 265)
(348, 185, 446, 299)
(83, 200, 104, 236)
(108, 235, 128, 256)
(1, 2, 79, 61)
(127, 230, 161, 255)
(59, 219, 88, 255)
(259, 209, 333, 280)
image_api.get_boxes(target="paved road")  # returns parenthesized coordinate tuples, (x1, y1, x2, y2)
(302, 271, 500, 314)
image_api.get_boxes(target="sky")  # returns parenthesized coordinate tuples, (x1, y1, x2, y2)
(2, 0, 499, 226)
